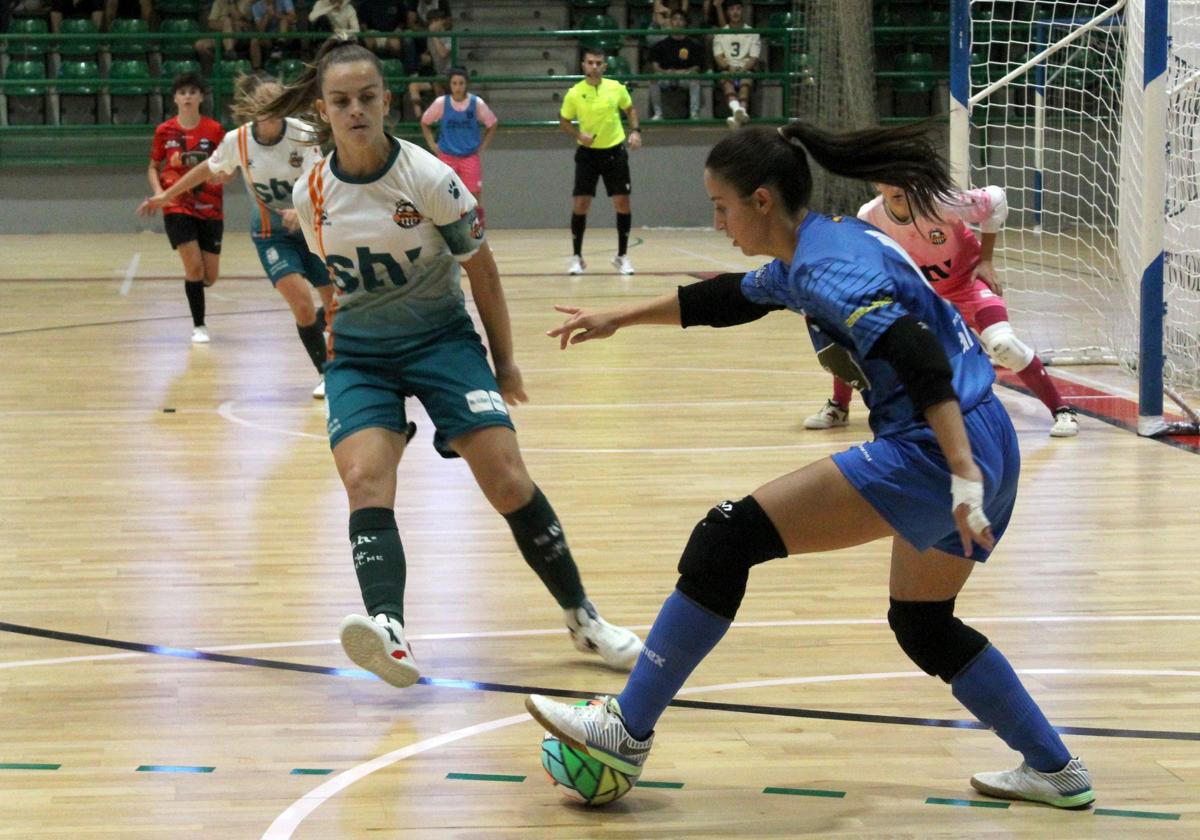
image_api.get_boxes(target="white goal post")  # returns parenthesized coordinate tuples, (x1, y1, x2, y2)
(950, 0, 1200, 436)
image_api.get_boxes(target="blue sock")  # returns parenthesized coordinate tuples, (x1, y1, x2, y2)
(617, 590, 731, 740)
(951, 645, 1071, 772)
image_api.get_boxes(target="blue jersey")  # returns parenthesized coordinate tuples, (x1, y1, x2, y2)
(741, 212, 996, 437)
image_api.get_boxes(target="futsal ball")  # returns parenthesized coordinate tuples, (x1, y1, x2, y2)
(540, 731, 639, 806)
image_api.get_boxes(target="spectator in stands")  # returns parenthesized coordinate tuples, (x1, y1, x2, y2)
(645, 0, 685, 48)
(357, 0, 404, 54)
(420, 67, 498, 226)
(104, 0, 148, 29)
(50, 0, 103, 33)
(700, 0, 727, 29)
(196, 0, 254, 67)
(712, 0, 760, 129)
(309, 0, 359, 35)
(648, 9, 703, 120)
(406, 7, 453, 120)
(404, 0, 448, 30)
(250, 0, 296, 69)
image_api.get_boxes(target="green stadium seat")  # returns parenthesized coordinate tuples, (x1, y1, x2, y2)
(8, 17, 49, 57)
(970, 51, 989, 87)
(156, 0, 203, 18)
(4, 59, 48, 124)
(160, 58, 202, 83)
(158, 18, 201, 57)
(110, 59, 153, 124)
(216, 58, 254, 90)
(108, 17, 152, 58)
(604, 53, 632, 86)
(893, 51, 933, 93)
(58, 59, 101, 124)
(766, 10, 792, 47)
(277, 58, 308, 85)
(56, 18, 100, 58)
(579, 13, 623, 55)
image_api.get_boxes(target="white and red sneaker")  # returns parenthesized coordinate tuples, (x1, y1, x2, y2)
(339, 613, 420, 688)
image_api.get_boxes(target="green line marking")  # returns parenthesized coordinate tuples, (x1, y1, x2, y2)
(0, 763, 60, 771)
(445, 772, 525, 783)
(926, 797, 1009, 809)
(136, 765, 214, 774)
(290, 768, 334, 776)
(635, 780, 684, 789)
(1095, 808, 1181, 821)
(763, 787, 846, 798)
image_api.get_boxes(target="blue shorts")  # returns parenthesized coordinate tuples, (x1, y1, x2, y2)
(831, 395, 1019, 561)
(253, 230, 330, 288)
(324, 316, 515, 453)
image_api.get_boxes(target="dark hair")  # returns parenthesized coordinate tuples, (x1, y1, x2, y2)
(447, 66, 468, 83)
(582, 45, 607, 60)
(704, 121, 955, 219)
(172, 71, 208, 95)
(253, 35, 385, 146)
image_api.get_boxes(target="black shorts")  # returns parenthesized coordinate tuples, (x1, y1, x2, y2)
(164, 214, 224, 254)
(573, 144, 632, 197)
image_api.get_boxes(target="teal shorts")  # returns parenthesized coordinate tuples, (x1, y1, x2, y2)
(253, 229, 330, 288)
(324, 317, 515, 454)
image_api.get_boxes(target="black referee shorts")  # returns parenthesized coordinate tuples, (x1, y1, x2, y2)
(573, 144, 632, 197)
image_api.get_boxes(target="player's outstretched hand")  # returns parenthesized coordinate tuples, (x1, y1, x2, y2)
(950, 470, 994, 558)
(495, 362, 528, 405)
(548, 305, 620, 349)
(136, 193, 168, 217)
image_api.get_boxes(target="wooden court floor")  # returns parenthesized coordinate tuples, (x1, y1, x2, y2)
(1, 229, 1197, 838)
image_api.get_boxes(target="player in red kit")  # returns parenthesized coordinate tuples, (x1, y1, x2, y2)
(144, 72, 227, 344)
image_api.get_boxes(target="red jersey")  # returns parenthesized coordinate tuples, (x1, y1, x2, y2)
(150, 116, 226, 219)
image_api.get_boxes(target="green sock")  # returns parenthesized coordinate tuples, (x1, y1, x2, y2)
(503, 486, 585, 609)
(349, 507, 406, 624)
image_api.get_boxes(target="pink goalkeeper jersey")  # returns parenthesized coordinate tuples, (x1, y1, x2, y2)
(857, 186, 1007, 295)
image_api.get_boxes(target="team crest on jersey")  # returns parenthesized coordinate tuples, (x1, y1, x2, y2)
(929, 229, 947, 245)
(470, 212, 484, 240)
(393, 200, 422, 228)
(289, 150, 304, 168)
(318, 209, 331, 227)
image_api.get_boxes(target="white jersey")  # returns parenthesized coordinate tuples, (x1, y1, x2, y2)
(294, 136, 484, 353)
(712, 25, 761, 72)
(207, 117, 323, 238)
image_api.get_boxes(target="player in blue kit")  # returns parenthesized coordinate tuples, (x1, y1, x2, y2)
(527, 122, 1095, 809)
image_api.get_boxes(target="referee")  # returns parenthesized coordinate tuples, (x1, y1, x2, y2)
(559, 47, 642, 275)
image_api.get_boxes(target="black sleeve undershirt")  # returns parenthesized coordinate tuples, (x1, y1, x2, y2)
(866, 314, 959, 414)
(677, 273, 785, 329)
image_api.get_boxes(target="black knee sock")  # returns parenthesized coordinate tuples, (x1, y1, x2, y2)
(571, 213, 587, 257)
(349, 507, 407, 623)
(503, 486, 585, 609)
(184, 280, 205, 327)
(296, 317, 328, 373)
(616, 212, 631, 256)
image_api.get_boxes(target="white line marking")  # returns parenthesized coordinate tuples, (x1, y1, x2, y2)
(118, 252, 141, 296)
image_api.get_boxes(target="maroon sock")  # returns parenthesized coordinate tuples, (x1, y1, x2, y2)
(1015, 357, 1066, 414)
(832, 377, 853, 408)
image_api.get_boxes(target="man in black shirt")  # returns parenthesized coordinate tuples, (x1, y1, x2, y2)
(648, 9, 703, 120)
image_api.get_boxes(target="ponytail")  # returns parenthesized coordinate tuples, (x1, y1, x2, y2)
(705, 120, 955, 219)
(251, 35, 385, 146)
(230, 72, 285, 126)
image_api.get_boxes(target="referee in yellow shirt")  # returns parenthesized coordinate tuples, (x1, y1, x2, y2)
(559, 47, 642, 275)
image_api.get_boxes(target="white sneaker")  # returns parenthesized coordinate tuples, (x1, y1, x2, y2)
(1050, 407, 1079, 437)
(564, 600, 642, 670)
(611, 254, 635, 275)
(338, 613, 420, 688)
(567, 255, 586, 275)
(803, 399, 849, 430)
(312, 376, 325, 400)
(726, 106, 750, 129)
(971, 757, 1095, 809)
(191, 325, 210, 344)
(525, 694, 653, 776)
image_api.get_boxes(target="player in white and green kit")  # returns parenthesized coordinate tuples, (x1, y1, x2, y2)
(256, 37, 642, 688)
(140, 74, 334, 398)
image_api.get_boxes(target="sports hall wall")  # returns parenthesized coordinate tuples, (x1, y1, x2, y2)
(0, 127, 724, 233)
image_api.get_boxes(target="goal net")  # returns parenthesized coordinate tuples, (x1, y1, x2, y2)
(951, 0, 1200, 434)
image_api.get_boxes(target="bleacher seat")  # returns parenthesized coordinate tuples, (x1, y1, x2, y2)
(4, 60, 48, 125)
(155, 0, 203, 18)
(56, 18, 100, 58)
(570, 0, 610, 27)
(110, 59, 153, 124)
(58, 59, 101, 124)
(892, 51, 934, 117)
(278, 58, 308, 85)
(625, 0, 654, 29)
(158, 18, 201, 57)
(765, 10, 792, 69)
(108, 18, 152, 59)
(579, 14, 623, 55)
(217, 58, 254, 88)
(8, 17, 49, 58)
(604, 53, 632, 87)
(160, 58, 202, 82)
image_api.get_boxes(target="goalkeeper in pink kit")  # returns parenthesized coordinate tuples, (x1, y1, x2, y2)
(805, 183, 1079, 438)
